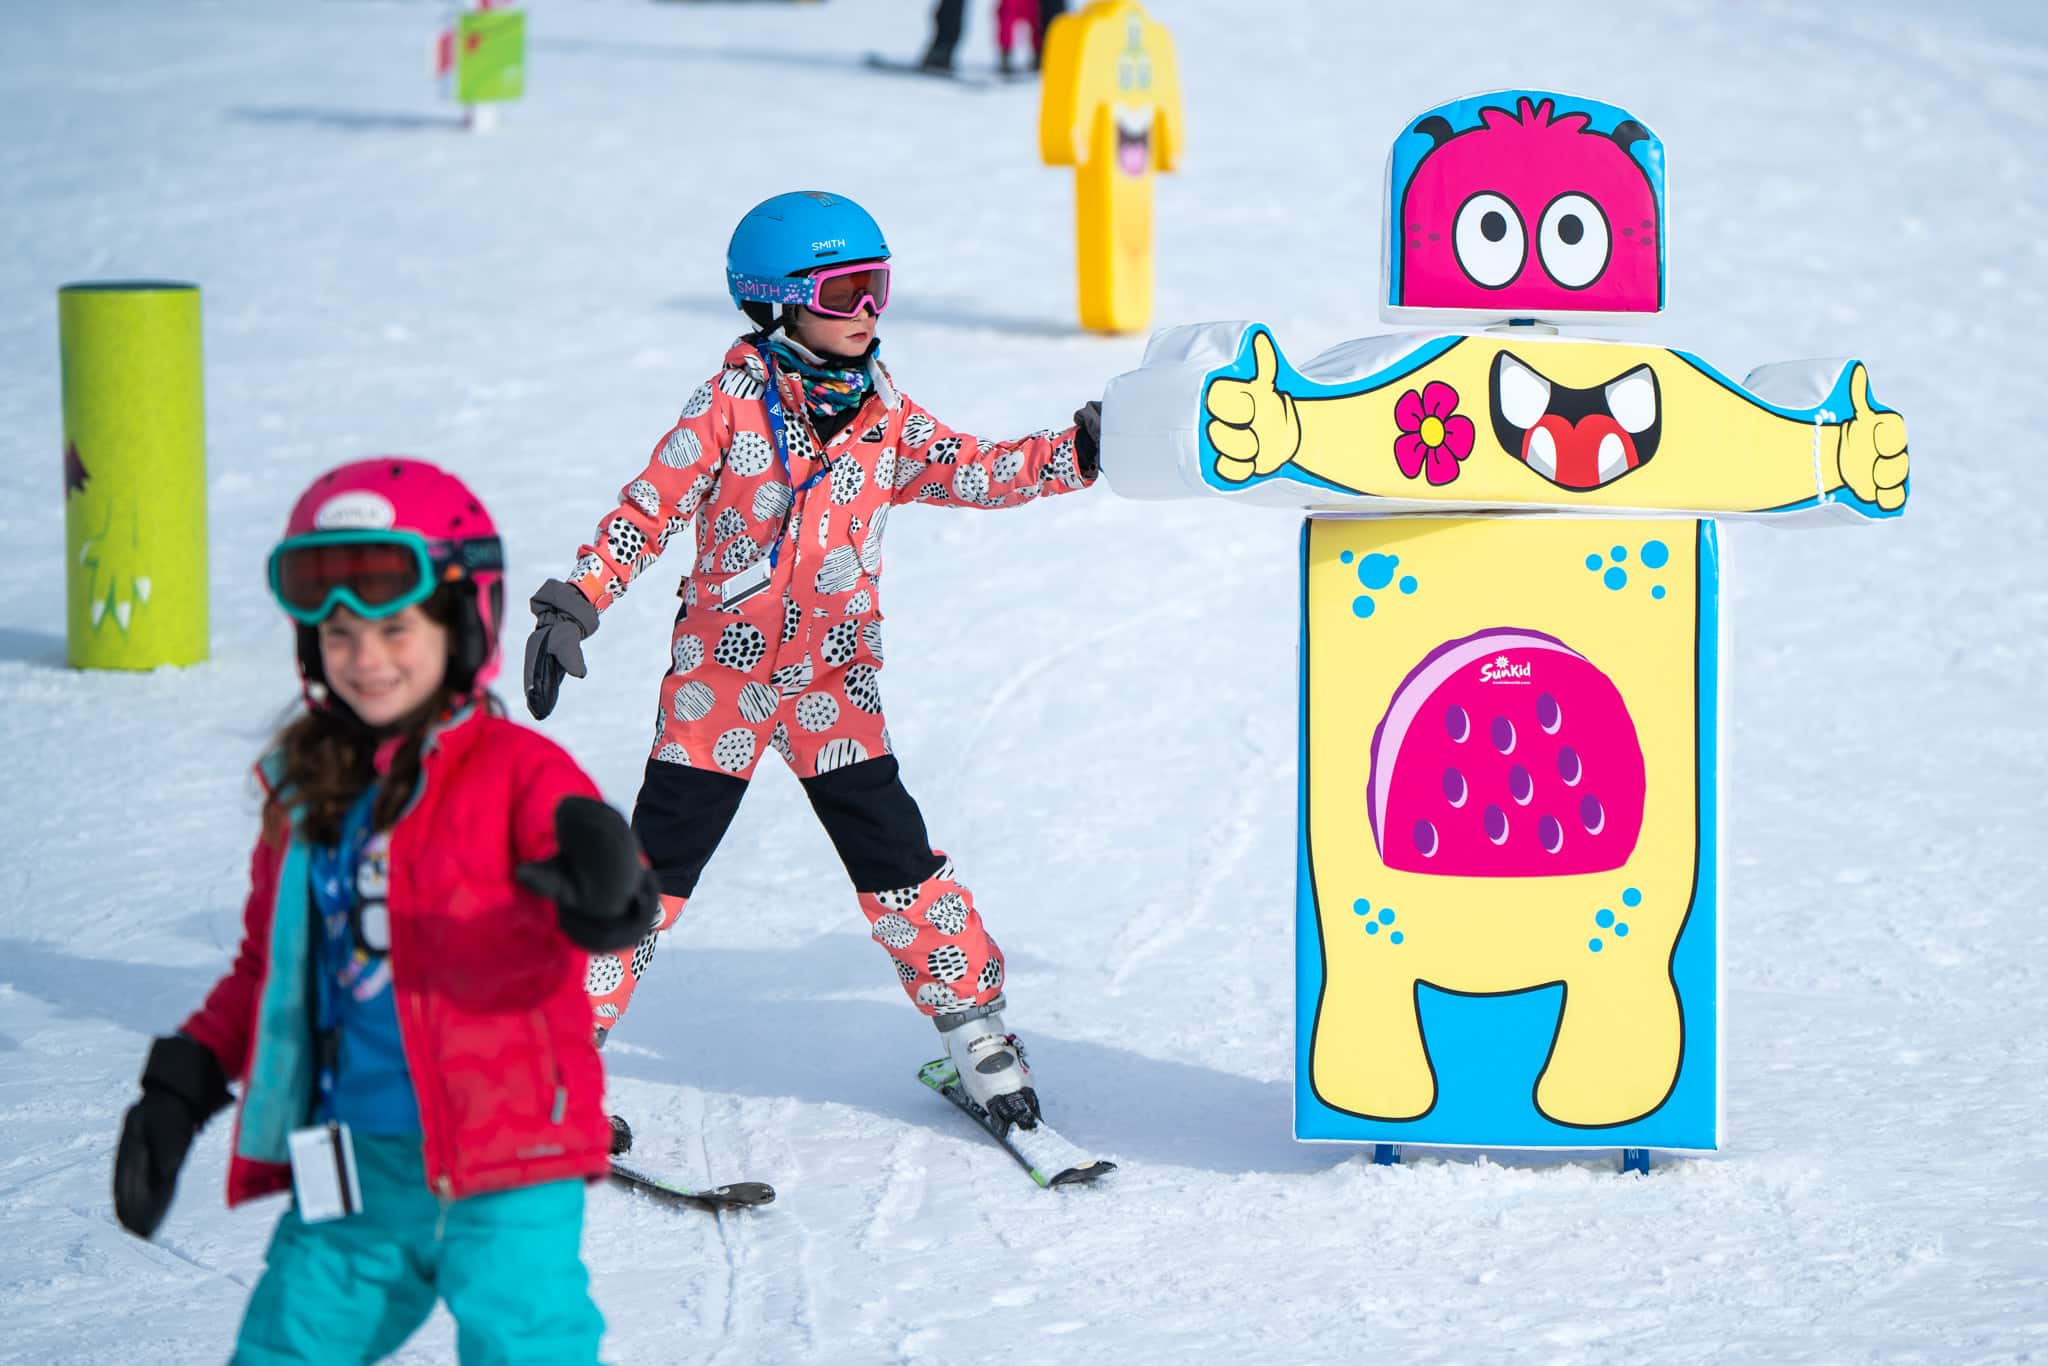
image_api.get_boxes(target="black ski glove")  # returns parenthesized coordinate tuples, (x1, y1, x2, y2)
(1073, 401, 1103, 478)
(516, 796, 663, 952)
(114, 1034, 231, 1240)
(524, 578, 601, 721)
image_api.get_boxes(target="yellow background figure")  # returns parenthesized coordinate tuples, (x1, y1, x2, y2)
(1040, 1, 1182, 334)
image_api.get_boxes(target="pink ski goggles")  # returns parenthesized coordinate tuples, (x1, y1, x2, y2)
(732, 261, 891, 319)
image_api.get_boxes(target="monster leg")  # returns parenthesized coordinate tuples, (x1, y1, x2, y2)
(1313, 973, 1436, 1122)
(1535, 970, 1682, 1127)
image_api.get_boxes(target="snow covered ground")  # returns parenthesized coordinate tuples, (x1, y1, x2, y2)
(3, 0, 2045, 1360)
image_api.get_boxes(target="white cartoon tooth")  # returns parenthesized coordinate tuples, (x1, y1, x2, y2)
(1525, 425, 1560, 481)
(1605, 366, 1657, 434)
(1596, 433, 1629, 484)
(1497, 354, 1551, 430)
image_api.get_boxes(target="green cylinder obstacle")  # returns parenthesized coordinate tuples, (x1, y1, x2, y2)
(58, 281, 208, 669)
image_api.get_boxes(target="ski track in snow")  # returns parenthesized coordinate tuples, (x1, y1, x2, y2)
(5, 0, 2048, 1361)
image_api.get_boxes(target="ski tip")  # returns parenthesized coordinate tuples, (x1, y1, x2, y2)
(609, 1162, 778, 1209)
(1049, 1159, 1117, 1187)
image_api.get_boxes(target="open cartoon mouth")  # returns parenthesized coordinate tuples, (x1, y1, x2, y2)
(1114, 104, 1153, 177)
(1488, 352, 1661, 490)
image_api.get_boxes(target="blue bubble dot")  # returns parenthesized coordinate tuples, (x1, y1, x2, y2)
(1596, 908, 1615, 928)
(1651, 585, 1666, 600)
(1358, 553, 1398, 591)
(1365, 922, 1379, 936)
(1615, 923, 1630, 937)
(1585, 553, 1603, 571)
(1398, 575, 1418, 594)
(1603, 567, 1628, 591)
(1622, 887, 1642, 907)
(1588, 938, 1604, 953)
(1378, 909, 1395, 926)
(1641, 540, 1669, 569)
(1339, 550, 1355, 564)
(1352, 595, 1376, 619)
(1611, 545, 1628, 563)
(1390, 931, 1404, 945)
(1353, 898, 1370, 916)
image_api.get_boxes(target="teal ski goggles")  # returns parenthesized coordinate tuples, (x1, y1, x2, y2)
(267, 530, 501, 626)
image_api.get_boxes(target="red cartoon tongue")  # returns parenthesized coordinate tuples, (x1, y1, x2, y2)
(1521, 413, 1638, 490)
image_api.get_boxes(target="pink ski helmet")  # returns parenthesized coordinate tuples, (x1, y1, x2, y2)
(269, 458, 506, 702)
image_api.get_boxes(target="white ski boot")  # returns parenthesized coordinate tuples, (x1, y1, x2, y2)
(937, 998, 1040, 1134)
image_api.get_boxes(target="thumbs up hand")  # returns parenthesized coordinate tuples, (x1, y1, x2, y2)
(1204, 329, 1303, 483)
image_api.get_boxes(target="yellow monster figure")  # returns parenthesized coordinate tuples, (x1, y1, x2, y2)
(1040, 1, 1182, 334)
(1193, 322, 1904, 1131)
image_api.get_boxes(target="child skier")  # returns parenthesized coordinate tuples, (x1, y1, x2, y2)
(112, 458, 659, 1363)
(524, 190, 1103, 1140)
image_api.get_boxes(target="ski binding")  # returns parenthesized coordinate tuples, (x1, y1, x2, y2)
(918, 1058, 1114, 1188)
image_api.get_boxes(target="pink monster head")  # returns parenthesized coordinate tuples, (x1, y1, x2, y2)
(1394, 96, 1662, 316)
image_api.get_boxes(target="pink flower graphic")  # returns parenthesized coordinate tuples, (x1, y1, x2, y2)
(1393, 381, 1474, 486)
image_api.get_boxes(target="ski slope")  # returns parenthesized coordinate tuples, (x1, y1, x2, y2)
(2, 1, 2044, 1360)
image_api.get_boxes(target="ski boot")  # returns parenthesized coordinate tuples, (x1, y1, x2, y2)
(608, 1113, 633, 1156)
(937, 998, 1040, 1134)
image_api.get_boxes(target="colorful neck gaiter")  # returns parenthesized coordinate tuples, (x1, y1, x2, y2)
(767, 336, 875, 424)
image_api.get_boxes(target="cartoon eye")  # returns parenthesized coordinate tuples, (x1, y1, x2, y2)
(1118, 58, 1135, 92)
(1452, 193, 1526, 290)
(1537, 194, 1611, 289)
(1137, 56, 1153, 90)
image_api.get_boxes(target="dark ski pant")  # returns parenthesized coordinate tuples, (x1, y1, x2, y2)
(585, 756, 1007, 1031)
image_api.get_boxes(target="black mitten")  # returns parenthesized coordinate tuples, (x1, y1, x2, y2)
(1073, 401, 1103, 477)
(516, 796, 662, 952)
(523, 579, 601, 721)
(114, 1035, 231, 1240)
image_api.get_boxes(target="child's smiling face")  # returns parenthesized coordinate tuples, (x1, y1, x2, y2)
(318, 603, 449, 729)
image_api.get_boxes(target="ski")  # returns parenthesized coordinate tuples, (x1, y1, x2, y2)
(918, 1058, 1115, 1188)
(608, 1158, 776, 1210)
(861, 53, 994, 89)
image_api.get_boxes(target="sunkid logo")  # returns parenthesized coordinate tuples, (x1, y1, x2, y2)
(1478, 654, 1532, 684)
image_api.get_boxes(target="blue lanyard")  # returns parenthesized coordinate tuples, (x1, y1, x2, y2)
(311, 788, 377, 1056)
(758, 344, 827, 569)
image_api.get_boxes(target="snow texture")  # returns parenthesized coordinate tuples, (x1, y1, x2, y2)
(1, 0, 2044, 1362)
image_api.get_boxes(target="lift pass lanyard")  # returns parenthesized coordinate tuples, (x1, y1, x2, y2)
(758, 345, 828, 572)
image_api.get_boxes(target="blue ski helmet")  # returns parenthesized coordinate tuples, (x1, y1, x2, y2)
(726, 191, 890, 324)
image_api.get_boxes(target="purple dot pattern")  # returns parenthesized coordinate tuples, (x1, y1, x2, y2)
(1374, 635, 1646, 876)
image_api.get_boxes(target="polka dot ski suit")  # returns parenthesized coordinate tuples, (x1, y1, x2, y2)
(566, 341, 1095, 1030)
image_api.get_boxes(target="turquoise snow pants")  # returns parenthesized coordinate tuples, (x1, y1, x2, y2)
(231, 1134, 603, 1364)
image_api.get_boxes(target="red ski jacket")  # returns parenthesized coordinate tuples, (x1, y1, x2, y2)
(178, 708, 613, 1206)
